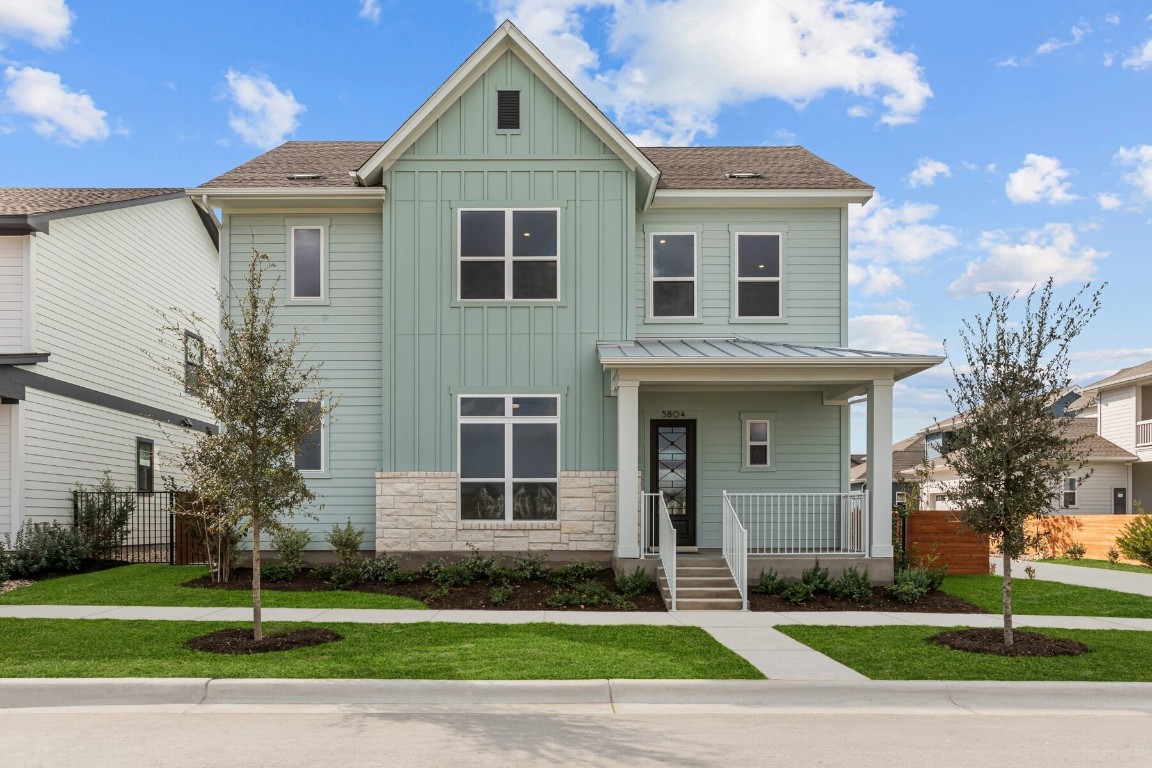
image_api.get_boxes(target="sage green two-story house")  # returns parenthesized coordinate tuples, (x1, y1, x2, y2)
(194, 22, 941, 606)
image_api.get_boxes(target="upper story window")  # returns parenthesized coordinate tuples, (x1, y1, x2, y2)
(294, 401, 324, 473)
(497, 90, 520, 131)
(291, 226, 324, 300)
(136, 438, 155, 492)
(734, 233, 782, 319)
(183, 331, 203, 395)
(649, 233, 696, 318)
(458, 209, 559, 301)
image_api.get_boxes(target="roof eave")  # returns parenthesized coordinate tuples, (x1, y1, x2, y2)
(650, 188, 874, 208)
(190, 187, 388, 202)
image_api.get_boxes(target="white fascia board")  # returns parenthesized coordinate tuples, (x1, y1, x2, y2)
(600, 356, 945, 385)
(650, 188, 874, 208)
(600, 354, 945, 369)
(189, 188, 387, 204)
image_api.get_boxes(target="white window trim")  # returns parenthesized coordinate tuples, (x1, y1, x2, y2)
(730, 229, 787, 323)
(286, 219, 330, 305)
(647, 231, 699, 321)
(295, 399, 329, 478)
(1063, 477, 1078, 509)
(457, 394, 561, 522)
(740, 412, 775, 471)
(457, 208, 561, 303)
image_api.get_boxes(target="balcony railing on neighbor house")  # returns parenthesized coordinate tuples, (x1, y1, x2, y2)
(723, 492, 869, 556)
(641, 491, 677, 610)
(1138, 419, 1152, 449)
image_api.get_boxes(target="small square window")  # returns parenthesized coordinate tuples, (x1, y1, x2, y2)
(745, 419, 771, 468)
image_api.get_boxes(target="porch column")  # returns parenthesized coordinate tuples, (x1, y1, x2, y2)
(616, 379, 640, 558)
(866, 380, 894, 558)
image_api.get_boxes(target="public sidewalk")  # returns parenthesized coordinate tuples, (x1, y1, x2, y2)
(4, 604, 1152, 681)
(1009, 558, 1152, 597)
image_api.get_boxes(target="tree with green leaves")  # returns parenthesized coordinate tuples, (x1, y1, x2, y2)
(945, 279, 1102, 647)
(162, 249, 333, 641)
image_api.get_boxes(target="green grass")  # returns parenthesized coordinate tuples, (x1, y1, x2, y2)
(941, 574, 1152, 618)
(0, 618, 761, 679)
(1044, 557, 1152, 575)
(777, 624, 1152, 681)
(0, 565, 425, 610)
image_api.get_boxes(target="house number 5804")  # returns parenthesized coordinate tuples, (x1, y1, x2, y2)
(662, 410, 685, 418)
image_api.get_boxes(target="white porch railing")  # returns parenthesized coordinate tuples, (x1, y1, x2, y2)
(721, 492, 749, 611)
(723, 492, 869, 556)
(1138, 419, 1152, 448)
(642, 491, 677, 610)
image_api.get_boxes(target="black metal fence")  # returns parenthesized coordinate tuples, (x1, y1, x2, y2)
(72, 490, 202, 565)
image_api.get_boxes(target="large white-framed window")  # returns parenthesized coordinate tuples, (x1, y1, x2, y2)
(458, 395, 560, 521)
(648, 232, 697, 319)
(742, 416, 772, 469)
(294, 400, 326, 474)
(732, 232, 784, 320)
(289, 225, 326, 301)
(1063, 477, 1078, 508)
(458, 209, 559, 301)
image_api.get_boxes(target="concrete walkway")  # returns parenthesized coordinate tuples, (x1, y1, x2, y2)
(4, 604, 1152, 681)
(1009, 558, 1152, 597)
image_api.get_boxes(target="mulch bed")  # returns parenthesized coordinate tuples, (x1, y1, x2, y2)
(184, 627, 343, 654)
(928, 627, 1089, 657)
(184, 567, 668, 612)
(749, 586, 987, 613)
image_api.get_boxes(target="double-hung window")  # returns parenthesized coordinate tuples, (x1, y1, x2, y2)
(650, 233, 696, 318)
(291, 226, 324, 300)
(136, 438, 155, 492)
(458, 209, 559, 301)
(744, 419, 771, 468)
(1063, 477, 1078, 508)
(183, 331, 203, 395)
(734, 233, 782, 318)
(294, 401, 324, 473)
(458, 395, 559, 521)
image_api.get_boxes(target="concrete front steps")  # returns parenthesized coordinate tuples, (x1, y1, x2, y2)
(657, 557, 744, 610)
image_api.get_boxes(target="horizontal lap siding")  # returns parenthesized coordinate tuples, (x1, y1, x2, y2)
(227, 214, 383, 544)
(639, 390, 842, 548)
(0, 237, 26, 352)
(1099, 387, 1136, 452)
(0, 405, 10, 535)
(1069, 462, 1127, 515)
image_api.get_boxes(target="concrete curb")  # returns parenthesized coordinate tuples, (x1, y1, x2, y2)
(4, 678, 1152, 713)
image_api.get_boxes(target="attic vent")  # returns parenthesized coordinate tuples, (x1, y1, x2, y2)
(286, 173, 324, 180)
(497, 90, 520, 131)
(726, 172, 763, 179)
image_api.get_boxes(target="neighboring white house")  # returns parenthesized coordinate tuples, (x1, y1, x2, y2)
(0, 189, 219, 537)
(1075, 360, 1152, 513)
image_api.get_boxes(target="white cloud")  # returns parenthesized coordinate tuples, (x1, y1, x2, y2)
(1116, 144, 1152, 199)
(1072, 347, 1152, 363)
(1104, 14, 1120, 26)
(1005, 154, 1078, 204)
(948, 223, 1105, 296)
(848, 263, 903, 296)
(846, 105, 870, 118)
(494, 0, 932, 144)
(3, 65, 108, 145)
(1036, 22, 1090, 55)
(1122, 39, 1152, 69)
(1097, 193, 1122, 210)
(849, 314, 941, 355)
(848, 194, 957, 297)
(224, 70, 304, 149)
(996, 56, 1020, 68)
(907, 157, 951, 188)
(358, 0, 381, 23)
(772, 128, 796, 143)
(0, 0, 71, 48)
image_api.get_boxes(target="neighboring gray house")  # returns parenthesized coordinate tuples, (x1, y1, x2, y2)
(193, 22, 941, 603)
(1075, 360, 1152, 513)
(0, 189, 219, 537)
(850, 434, 926, 510)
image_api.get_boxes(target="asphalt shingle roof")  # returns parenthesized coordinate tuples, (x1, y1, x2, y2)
(1083, 360, 1152, 392)
(0, 188, 182, 216)
(200, 142, 384, 188)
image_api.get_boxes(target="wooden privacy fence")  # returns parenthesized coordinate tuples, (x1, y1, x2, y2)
(900, 510, 990, 575)
(1029, 514, 1141, 564)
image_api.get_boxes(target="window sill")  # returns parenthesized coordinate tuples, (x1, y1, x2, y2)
(459, 521, 560, 530)
(644, 316, 703, 324)
(729, 316, 787, 324)
(300, 471, 331, 480)
(738, 465, 776, 473)
(286, 298, 331, 308)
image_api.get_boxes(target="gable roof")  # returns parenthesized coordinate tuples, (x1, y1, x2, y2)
(1083, 359, 1152, 392)
(201, 142, 381, 189)
(640, 146, 872, 191)
(354, 21, 662, 205)
(0, 188, 203, 237)
(849, 434, 926, 483)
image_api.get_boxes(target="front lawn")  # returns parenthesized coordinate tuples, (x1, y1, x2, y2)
(940, 575, 1152, 618)
(1043, 558, 1152, 575)
(0, 618, 761, 679)
(777, 624, 1152, 681)
(0, 565, 425, 610)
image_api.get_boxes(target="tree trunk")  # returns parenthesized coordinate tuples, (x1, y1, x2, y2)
(1002, 549, 1013, 647)
(252, 519, 262, 641)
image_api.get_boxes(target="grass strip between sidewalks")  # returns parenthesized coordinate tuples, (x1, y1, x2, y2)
(0, 618, 761, 680)
(0, 565, 426, 610)
(941, 575, 1152, 618)
(776, 624, 1152, 682)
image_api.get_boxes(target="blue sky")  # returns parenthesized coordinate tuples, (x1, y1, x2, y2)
(2, 1, 1151, 447)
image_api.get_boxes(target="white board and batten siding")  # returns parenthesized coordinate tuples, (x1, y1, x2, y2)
(19, 198, 218, 525)
(0, 236, 29, 353)
(1099, 387, 1137, 453)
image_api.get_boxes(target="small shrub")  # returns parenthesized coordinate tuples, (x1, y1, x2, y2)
(799, 559, 832, 593)
(260, 563, 297, 583)
(780, 580, 817, 605)
(271, 527, 311, 572)
(546, 581, 635, 611)
(460, 545, 502, 580)
(1024, 565, 1037, 580)
(0, 549, 11, 582)
(615, 566, 653, 597)
(73, 471, 133, 560)
(887, 567, 932, 603)
(418, 558, 445, 580)
(326, 565, 366, 590)
(486, 566, 524, 585)
(754, 568, 785, 596)
(433, 562, 476, 589)
(1116, 513, 1152, 568)
(510, 553, 549, 580)
(361, 553, 403, 583)
(547, 561, 602, 587)
(489, 584, 516, 606)
(830, 566, 873, 605)
(1107, 546, 1121, 564)
(325, 520, 365, 569)
(2, 521, 89, 579)
(1064, 541, 1087, 560)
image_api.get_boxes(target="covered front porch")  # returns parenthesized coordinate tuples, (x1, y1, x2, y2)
(598, 338, 944, 610)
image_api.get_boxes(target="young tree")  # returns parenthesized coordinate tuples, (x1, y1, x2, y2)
(162, 250, 332, 640)
(946, 279, 1101, 646)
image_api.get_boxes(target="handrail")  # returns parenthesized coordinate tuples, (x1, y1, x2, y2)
(721, 491, 749, 611)
(642, 491, 677, 611)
